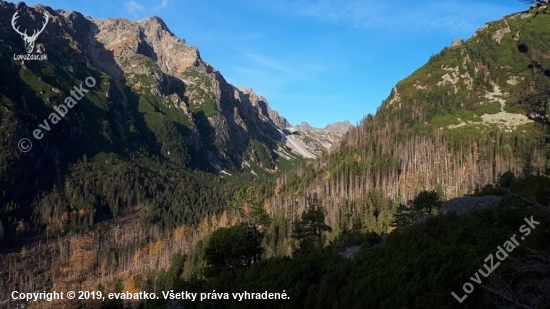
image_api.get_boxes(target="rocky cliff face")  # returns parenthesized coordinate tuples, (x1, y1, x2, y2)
(91, 14, 298, 172)
(88, 14, 346, 166)
(0, 0, 303, 174)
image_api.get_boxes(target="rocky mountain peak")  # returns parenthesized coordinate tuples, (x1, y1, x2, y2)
(93, 15, 203, 75)
(296, 122, 313, 131)
(0, 0, 349, 176)
(234, 86, 290, 129)
(324, 120, 353, 133)
(139, 15, 171, 33)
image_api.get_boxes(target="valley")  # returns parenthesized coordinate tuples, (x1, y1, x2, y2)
(0, 0, 549, 309)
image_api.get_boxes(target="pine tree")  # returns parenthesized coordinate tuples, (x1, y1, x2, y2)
(230, 187, 271, 229)
(292, 196, 332, 251)
(411, 190, 443, 216)
(390, 204, 415, 230)
(204, 222, 263, 277)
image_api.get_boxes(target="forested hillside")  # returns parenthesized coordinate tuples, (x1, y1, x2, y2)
(263, 3, 550, 242)
(160, 174, 550, 309)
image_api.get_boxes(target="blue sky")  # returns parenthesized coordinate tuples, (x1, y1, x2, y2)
(24, 0, 528, 127)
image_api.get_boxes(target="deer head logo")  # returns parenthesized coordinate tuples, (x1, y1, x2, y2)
(11, 11, 49, 54)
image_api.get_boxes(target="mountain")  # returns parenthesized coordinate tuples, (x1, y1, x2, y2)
(293, 120, 353, 134)
(0, 0, 343, 302)
(283, 121, 353, 158)
(266, 4, 550, 235)
(234, 6, 549, 308)
(1, 0, 326, 178)
(0, 0, 356, 303)
(86, 11, 304, 173)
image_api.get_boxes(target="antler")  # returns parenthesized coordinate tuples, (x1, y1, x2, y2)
(30, 13, 49, 39)
(11, 11, 28, 37)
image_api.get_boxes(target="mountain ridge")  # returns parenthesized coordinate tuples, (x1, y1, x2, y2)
(293, 120, 353, 133)
(1, 0, 349, 173)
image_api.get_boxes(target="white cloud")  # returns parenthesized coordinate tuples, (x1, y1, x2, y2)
(243, 51, 329, 83)
(155, 0, 170, 11)
(125, 0, 145, 17)
(234, 66, 263, 75)
(269, 0, 525, 34)
(246, 52, 296, 75)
